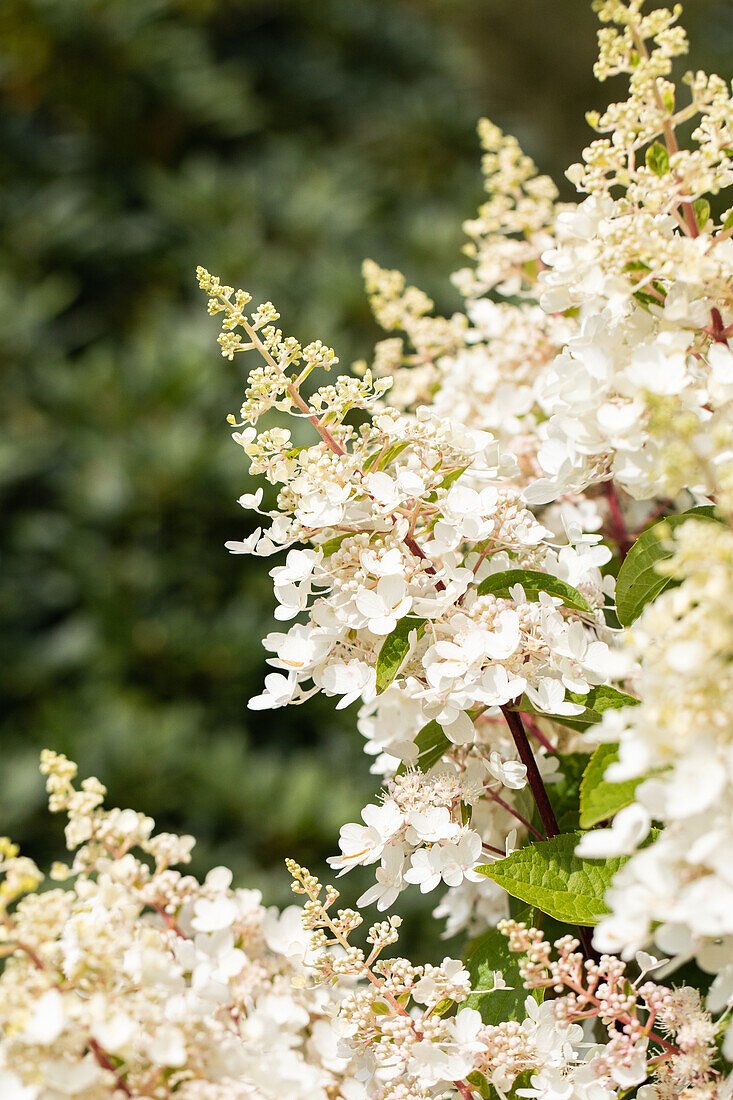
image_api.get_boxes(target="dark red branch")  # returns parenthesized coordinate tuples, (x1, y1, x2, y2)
(604, 481, 632, 561)
(501, 706, 559, 838)
(501, 705, 599, 961)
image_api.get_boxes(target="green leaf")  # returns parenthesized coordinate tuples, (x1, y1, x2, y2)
(467, 1070, 533, 1100)
(693, 197, 711, 227)
(432, 997, 455, 1017)
(466, 1073, 493, 1099)
(439, 464, 470, 489)
(375, 616, 425, 694)
(566, 684, 639, 716)
(476, 832, 628, 925)
(376, 440, 410, 471)
(646, 141, 670, 176)
(476, 568, 591, 613)
(615, 507, 722, 627)
(395, 720, 449, 777)
(317, 533, 349, 557)
(465, 907, 541, 1024)
(723, 209, 733, 232)
(515, 684, 639, 732)
(580, 743, 643, 828)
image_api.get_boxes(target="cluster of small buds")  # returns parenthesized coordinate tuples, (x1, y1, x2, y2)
(0, 837, 43, 914)
(0, 759, 369, 1100)
(499, 918, 722, 1095)
(368, 918, 403, 950)
(286, 863, 491, 1098)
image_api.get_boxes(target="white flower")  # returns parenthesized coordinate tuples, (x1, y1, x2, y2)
(483, 610, 521, 659)
(630, 342, 688, 396)
(92, 1013, 136, 1053)
(357, 846, 405, 910)
(439, 832, 484, 888)
(23, 990, 65, 1045)
(366, 472, 400, 509)
(403, 847, 445, 893)
(575, 803, 651, 859)
(328, 801, 403, 872)
(270, 548, 322, 585)
(525, 677, 583, 717)
(191, 896, 239, 933)
(225, 528, 262, 554)
(248, 672, 299, 710)
(477, 664, 527, 706)
(262, 905, 313, 960)
(486, 751, 527, 790)
(441, 710, 476, 745)
(406, 807, 460, 844)
(354, 576, 412, 635)
(319, 660, 376, 709)
(146, 1027, 187, 1068)
(237, 488, 264, 510)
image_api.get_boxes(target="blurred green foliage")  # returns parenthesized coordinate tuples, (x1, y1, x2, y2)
(1, 0, 731, 955)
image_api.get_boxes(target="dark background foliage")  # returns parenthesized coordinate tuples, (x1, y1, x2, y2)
(1, 0, 731, 954)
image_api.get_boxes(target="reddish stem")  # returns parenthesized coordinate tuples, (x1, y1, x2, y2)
(151, 901, 186, 939)
(404, 535, 445, 591)
(501, 707, 559, 838)
(483, 842, 507, 857)
(89, 1039, 133, 1096)
(520, 713, 557, 754)
(710, 307, 729, 345)
(486, 786, 545, 842)
(604, 481, 632, 560)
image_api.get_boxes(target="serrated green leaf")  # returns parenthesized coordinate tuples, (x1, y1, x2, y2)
(372, 1000, 391, 1015)
(693, 197, 710, 227)
(375, 616, 425, 694)
(615, 507, 722, 626)
(476, 832, 628, 925)
(515, 684, 639, 733)
(646, 141, 670, 176)
(476, 568, 591, 613)
(580, 743, 643, 828)
(395, 720, 449, 777)
(465, 907, 541, 1024)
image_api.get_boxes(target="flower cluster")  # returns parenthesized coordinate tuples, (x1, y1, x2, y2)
(586, 518, 733, 1064)
(493, 920, 722, 1100)
(526, 0, 733, 507)
(0, 753, 365, 1100)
